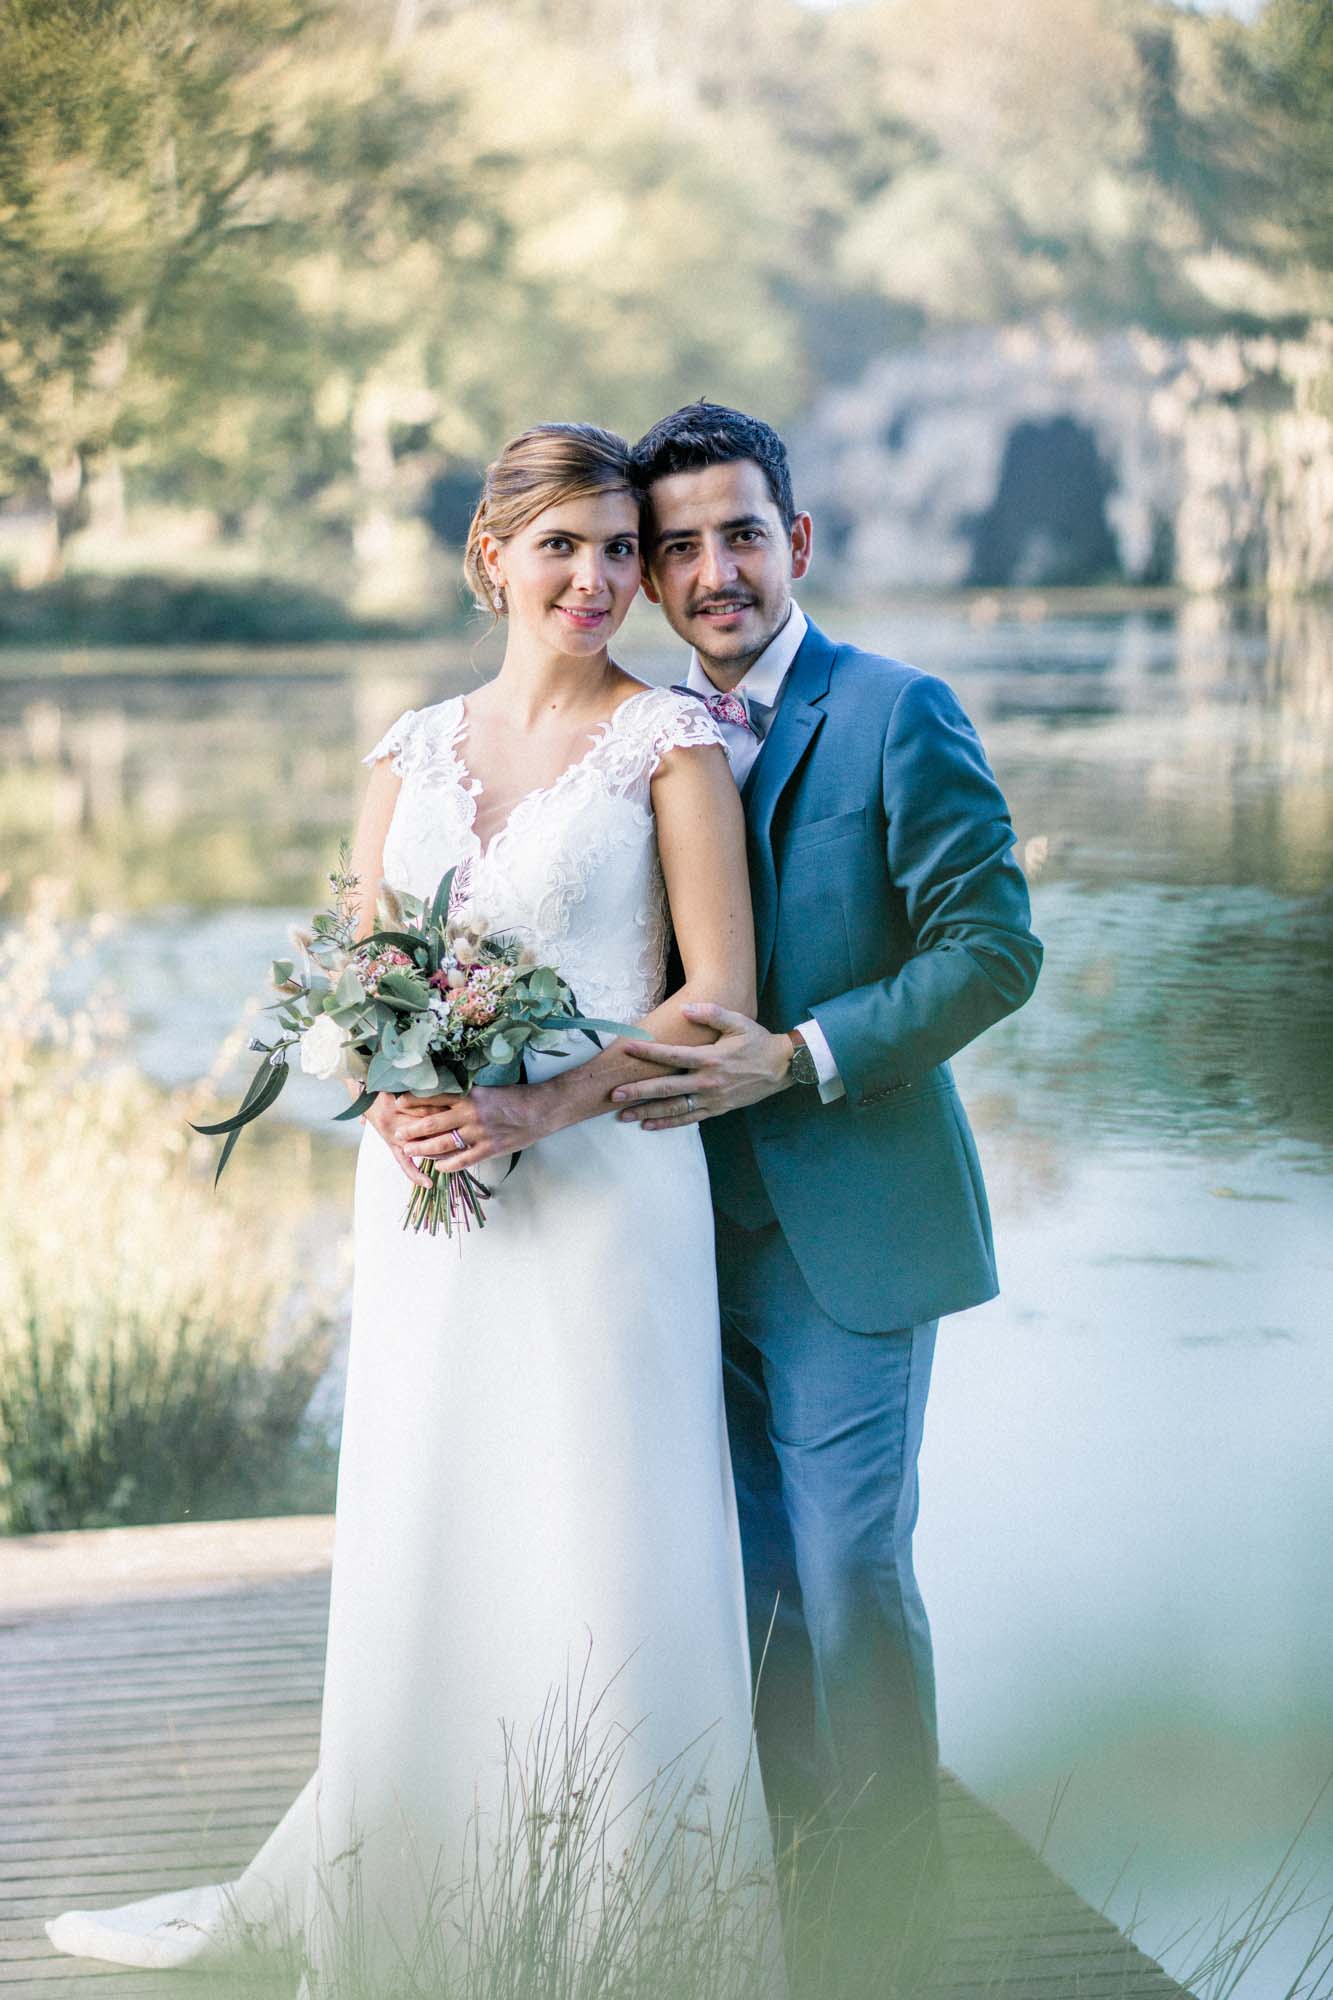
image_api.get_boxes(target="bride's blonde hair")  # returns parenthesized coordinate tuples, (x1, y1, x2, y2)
(463, 423, 635, 623)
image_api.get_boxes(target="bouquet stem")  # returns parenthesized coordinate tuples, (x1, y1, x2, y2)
(403, 1160, 493, 1237)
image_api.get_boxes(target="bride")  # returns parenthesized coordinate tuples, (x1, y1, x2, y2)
(46, 424, 781, 1995)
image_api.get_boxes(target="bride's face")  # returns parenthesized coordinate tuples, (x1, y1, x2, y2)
(486, 489, 642, 655)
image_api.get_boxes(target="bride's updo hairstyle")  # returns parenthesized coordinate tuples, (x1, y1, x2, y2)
(462, 423, 634, 624)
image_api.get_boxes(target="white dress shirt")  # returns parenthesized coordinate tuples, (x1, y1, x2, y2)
(685, 602, 845, 1104)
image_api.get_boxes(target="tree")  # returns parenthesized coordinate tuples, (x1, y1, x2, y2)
(0, 0, 330, 579)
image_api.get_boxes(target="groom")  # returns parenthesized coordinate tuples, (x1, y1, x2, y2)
(609, 402, 1043, 1990)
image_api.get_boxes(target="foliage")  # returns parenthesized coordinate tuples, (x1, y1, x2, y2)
(0, 876, 344, 1532)
(0, 0, 1330, 598)
(835, 0, 1331, 333)
(0, 569, 403, 644)
(0, 1, 317, 513)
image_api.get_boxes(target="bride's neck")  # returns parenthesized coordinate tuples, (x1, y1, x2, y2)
(487, 631, 620, 730)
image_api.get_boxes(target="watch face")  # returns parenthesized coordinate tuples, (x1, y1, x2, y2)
(790, 1041, 820, 1088)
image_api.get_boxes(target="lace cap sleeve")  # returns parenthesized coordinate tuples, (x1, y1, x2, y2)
(643, 687, 728, 773)
(361, 708, 419, 773)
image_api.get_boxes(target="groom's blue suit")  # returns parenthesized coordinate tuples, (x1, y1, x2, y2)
(701, 615, 1041, 1945)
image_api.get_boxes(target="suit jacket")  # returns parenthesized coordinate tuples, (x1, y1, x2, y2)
(702, 616, 1043, 1332)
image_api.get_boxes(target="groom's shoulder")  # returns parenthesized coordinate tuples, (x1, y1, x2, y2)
(812, 624, 934, 717)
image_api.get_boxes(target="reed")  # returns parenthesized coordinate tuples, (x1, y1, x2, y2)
(0, 875, 343, 1532)
(65, 1656, 789, 2000)
(1165, 1775, 1333, 2000)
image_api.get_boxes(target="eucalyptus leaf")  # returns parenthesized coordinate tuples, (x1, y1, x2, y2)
(334, 967, 366, 1009)
(400, 1017, 435, 1059)
(428, 867, 456, 936)
(193, 1059, 289, 1184)
(474, 1056, 522, 1088)
(394, 1056, 440, 1094)
(366, 1048, 404, 1091)
(361, 927, 432, 958)
(189, 1054, 285, 1138)
(564, 1016, 650, 1039)
(377, 971, 431, 1010)
(334, 1087, 379, 1122)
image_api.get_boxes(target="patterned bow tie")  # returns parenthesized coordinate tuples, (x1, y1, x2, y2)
(671, 685, 758, 736)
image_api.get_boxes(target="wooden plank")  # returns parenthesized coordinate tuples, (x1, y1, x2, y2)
(1, 1813, 291, 1856)
(0, 1719, 322, 1763)
(0, 1515, 335, 1619)
(0, 1522, 1194, 1999)
(0, 1648, 326, 1685)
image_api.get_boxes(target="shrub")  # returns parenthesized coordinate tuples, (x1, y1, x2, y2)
(0, 876, 344, 1532)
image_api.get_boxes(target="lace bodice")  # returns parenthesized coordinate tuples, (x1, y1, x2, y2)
(362, 685, 725, 1022)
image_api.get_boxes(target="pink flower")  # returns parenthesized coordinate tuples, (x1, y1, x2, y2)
(456, 994, 498, 1027)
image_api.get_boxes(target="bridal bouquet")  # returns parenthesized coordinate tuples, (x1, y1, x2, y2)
(191, 846, 641, 1237)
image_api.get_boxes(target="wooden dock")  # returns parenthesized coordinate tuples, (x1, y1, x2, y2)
(0, 1519, 1193, 1998)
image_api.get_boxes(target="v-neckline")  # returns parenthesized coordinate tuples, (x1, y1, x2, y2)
(447, 683, 656, 863)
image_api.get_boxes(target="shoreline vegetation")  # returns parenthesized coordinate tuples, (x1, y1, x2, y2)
(0, 576, 1323, 664)
(0, 877, 344, 1536)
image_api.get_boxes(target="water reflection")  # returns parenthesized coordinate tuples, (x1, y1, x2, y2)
(3, 597, 1331, 1997)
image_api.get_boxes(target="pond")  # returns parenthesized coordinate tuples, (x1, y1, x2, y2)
(3, 593, 1330, 1995)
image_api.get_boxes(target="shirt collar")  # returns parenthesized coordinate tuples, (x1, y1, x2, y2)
(686, 600, 808, 710)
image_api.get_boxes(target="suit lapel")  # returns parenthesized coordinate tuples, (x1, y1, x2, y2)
(744, 619, 836, 997)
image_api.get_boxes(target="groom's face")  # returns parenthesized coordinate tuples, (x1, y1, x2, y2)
(641, 459, 813, 684)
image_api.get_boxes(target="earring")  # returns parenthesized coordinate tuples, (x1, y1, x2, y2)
(492, 584, 504, 611)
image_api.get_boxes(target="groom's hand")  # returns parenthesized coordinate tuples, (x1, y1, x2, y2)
(611, 1003, 793, 1130)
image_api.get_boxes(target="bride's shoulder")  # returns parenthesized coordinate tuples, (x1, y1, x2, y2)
(614, 682, 725, 758)
(360, 694, 465, 774)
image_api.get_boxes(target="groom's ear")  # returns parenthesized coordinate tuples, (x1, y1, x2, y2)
(789, 512, 814, 583)
(640, 564, 663, 606)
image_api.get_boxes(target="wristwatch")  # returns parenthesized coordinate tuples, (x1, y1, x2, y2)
(786, 1026, 820, 1089)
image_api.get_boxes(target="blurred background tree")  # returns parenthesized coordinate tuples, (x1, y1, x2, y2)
(0, 0, 1328, 616)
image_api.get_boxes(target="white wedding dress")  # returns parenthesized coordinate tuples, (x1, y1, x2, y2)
(46, 684, 778, 1996)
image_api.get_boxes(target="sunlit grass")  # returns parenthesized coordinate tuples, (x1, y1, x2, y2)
(52, 1654, 789, 2000)
(0, 873, 346, 1532)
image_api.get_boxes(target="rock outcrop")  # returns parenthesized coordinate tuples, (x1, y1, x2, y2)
(793, 318, 1333, 595)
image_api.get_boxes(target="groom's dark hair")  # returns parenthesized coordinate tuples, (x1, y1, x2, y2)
(632, 401, 796, 531)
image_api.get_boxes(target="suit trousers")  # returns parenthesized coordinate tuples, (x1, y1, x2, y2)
(716, 1211, 944, 1948)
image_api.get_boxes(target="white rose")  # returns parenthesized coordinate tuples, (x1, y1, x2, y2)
(299, 1013, 351, 1080)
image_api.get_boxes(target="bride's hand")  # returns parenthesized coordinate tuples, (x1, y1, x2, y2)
(364, 1091, 441, 1191)
(397, 1084, 547, 1172)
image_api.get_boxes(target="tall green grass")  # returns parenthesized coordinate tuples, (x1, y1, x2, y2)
(55, 1724, 1333, 2000)
(55, 1658, 790, 2000)
(0, 875, 343, 1531)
